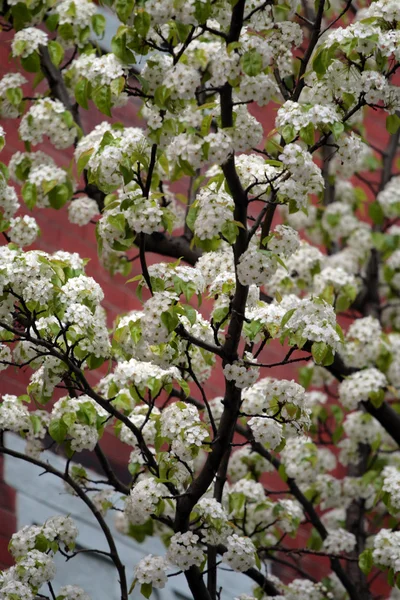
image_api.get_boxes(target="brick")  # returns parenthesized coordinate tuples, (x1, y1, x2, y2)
(0, 536, 14, 568)
(0, 484, 16, 512)
(0, 509, 16, 537)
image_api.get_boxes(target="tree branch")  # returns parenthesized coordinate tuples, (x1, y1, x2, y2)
(39, 47, 82, 129)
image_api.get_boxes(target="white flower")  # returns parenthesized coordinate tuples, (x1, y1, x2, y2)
(221, 534, 256, 572)
(0, 73, 26, 118)
(9, 216, 40, 247)
(68, 197, 99, 226)
(373, 529, 400, 572)
(382, 466, 400, 511)
(0, 344, 12, 370)
(15, 550, 56, 588)
(338, 368, 387, 410)
(223, 358, 258, 389)
(0, 580, 34, 600)
(377, 176, 400, 218)
(192, 184, 234, 241)
(237, 247, 278, 287)
(19, 99, 78, 149)
(125, 479, 167, 525)
(0, 185, 19, 219)
(322, 529, 356, 554)
(134, 555, 168, 589)
(248, 417, 284, 449)
(166, 531, 205, 570)
(57, 585, 91, 600)
(12, 28, 48, 57)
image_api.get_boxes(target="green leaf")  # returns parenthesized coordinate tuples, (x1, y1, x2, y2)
(278, 463, 287, 481)
(335, 323, 345, 344)
(46, 13, 59, 31)
(34, 533, 49, 552)
(281, 124, 296, 143)
(330, 121, 344, 140)
(336, 293, 351, 313)
(153, 85, 172, 110)
(281, 308, 296, 329)
(92, 86, 112, 116)
(58, 22, 75, 41)
(313, 47, 330, 77)
(311, 341, 329, 365)
(110, 76, 125, 97)
(49, 419, 68, 443)
(312, 43, 338, 78)
(140, 582, 152, 599)
(179, 378, 190, 398)
(21, 182, 37, 210)
(342, 92, 355, 110)
(359, 548, 373, 575)
(12, 39, 27, 57)
(299, 123, 315, 146)
(134, 10, 151, 37)
(307, 528, 323, 551)
(129, 519, 154, 543)
(77, 147, 94, 174)
(75, 78, 90, 109)
(10, 3, 31, 31)
(48, 40, 64, 67)
(181, 304, 197, 326)
(21, 52, 41, 73)
(48, 184, 71, 209)
(368, 388, 385, 409)
(115, 0, 135, 22)
(29, 414, 42, 435)
(241, 50, 263, 77)
(186, 204, 198, 232)
(195, 0, 212, 23)
(212, 306, 229, 326)
(5, 87, 23, 107)
(76, 401, 98, 426)
(109, 213, 126, 232)
(386, 114, 400, 135)
(298, 366, 313, 389)
(111, 30, 136, 64)
(220, 220, 238, 244)
(331, 424, 344, 444)
(160, 309, 179, 333)
(368, 201, 385, 226)
(92, 13, 106, 37)
(86, 355, 105, 370)
(61, 110, 74, 128)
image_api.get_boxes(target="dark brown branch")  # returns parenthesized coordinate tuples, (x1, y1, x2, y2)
(292, 0, 326, 102)
(94, 444, 130, 495)
(176, 324, 225, 358)
(39, 47, 82, 129)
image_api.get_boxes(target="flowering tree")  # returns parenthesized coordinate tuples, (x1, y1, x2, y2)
(0, 0, 399, 599)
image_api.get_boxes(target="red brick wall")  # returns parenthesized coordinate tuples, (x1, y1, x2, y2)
(0, 455, 17, 569)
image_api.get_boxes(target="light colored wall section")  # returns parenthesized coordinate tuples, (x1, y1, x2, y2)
(4, 434, 252, 600)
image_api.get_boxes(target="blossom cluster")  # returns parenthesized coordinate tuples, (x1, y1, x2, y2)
(0, 516, 86, 600)
(1, 0, 400, 598)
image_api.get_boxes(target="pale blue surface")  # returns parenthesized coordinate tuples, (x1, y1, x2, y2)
(4, 434, 253, 599)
